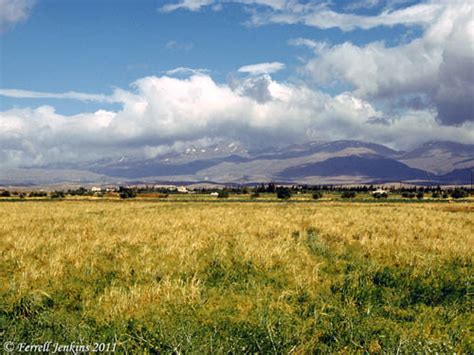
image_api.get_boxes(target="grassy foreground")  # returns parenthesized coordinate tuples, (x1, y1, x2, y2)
(1, 201, 473, 353)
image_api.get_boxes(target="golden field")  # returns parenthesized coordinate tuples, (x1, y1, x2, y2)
(1, 200, 473, 353)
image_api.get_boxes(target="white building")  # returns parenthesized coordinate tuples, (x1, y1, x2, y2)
(177, 186, 189, 193)
(371, 189, 388, 196)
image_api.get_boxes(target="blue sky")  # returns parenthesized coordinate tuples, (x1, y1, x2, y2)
(1, 0, 420, 112)
(0, 0, 472, 166)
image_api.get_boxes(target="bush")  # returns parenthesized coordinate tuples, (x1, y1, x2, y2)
(372, 192, 388, 199)
(1, 190, 11, 197)
(217, 190, 229, 199)
(341, 191, 356, 199)
(276, 187, 291, 200)
(119, 187, 137, 199)
(451, 189, 468, 199)
(250, 191, 260, 199)
(51, 191, 65, 199)
(431, 192, 440, 198)
(402, 192, 416, 199)
(312, 191, 323, 200)
(442, 192, 449, 199)
(416, 192, 424, 200)
(68, 187, 89, 196)
(29, 191, 48, 197)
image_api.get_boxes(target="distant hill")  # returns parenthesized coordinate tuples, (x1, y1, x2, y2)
(436, 168, 473, 184)
(278, 156, 433, 182)
(2, 140, 473, 186)
(399, 141, 474, 174)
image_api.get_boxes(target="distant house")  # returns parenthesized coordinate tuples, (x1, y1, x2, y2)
(154, 184, 175, 190)
(210, 192, 219, 197)
(91, 186, 102, 193)
(177, 186, 189, 193)
(371, 189, 388, 197)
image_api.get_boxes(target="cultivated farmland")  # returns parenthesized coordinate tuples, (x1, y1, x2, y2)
(1, 200, 473, 353)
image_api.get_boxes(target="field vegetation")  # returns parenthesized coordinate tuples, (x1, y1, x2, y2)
(1, 200, 473, 352)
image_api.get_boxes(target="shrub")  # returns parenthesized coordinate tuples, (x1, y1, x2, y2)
(402, 192, 416, 199)
(312, 191, 323, 200)
(250, 191, 260, 199)
(372, 192, 388, 199)
(217, 190, 230, 199)
(69, 187, 89, 196)
(431, 192, 440, 198)
(442, 192, 449, 199)
(1, 190, 11, 197)
(341, 191, 356, 199)
(451, 189, 468, 199)
(276, 187, 291, 200)
(29, 191, 47, 197)
(416, 192, 424, 200)
(51, 191, 65, 199)
(119, 187, 137, 199)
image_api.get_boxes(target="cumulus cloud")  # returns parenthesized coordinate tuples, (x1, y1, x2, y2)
(0, 0, 35, 33)
(238, 62, 285, 75)
(301, 1, 474, 125)
(1, 72, 473, 167)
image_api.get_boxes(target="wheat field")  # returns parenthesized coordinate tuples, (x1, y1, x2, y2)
(1, 200, 473, 353)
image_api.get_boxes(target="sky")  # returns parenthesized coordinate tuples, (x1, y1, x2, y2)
(0, 0, 473, 167)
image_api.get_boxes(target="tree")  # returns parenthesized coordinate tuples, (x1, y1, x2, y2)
(119, 186, 137, 199)
(217, 190, 229, 198)
(276, 187, 291, 200)
(416, 192, 424, 200)
(51, 191, 65, 199)
(267, 183, 276, 193)
(451, 189, 468, 199)
(312, 191, 323, 200)
(29, 191, 47, 197)
(341, 191, 356, 199)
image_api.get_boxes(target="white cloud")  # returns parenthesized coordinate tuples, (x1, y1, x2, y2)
(160, 0, 289, 12)
(288, 37, 328, 52)
(160, 0, 215, 12)
(1, 72, 473, 167)
(344, 0, 380, 11)
(164, 67, 210, 76)
(165, 40, 194, 51)
(251, 1, 444, 30)
(300, 1, 474, 125)
(161, 0, 445, 31)
(238, 62, 285, 75)
(0, 0, 35, 33)
(0, 89, 116, 103)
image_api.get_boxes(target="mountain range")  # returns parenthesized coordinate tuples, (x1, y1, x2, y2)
(1, 140, 473, 186)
